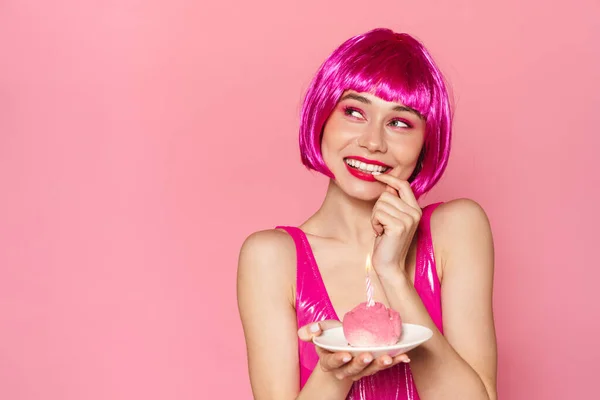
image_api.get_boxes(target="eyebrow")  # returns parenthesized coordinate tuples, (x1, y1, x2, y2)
(339, 93, 425, 120)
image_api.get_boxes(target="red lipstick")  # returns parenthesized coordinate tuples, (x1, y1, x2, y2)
(344, 156, 391, 182)
(345, 156, 391, 168)
(346, 164, 377, 181)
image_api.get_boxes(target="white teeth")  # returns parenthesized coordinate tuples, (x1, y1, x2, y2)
(345, 158, 388, 174)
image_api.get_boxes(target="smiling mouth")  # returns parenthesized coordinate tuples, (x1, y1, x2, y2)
(344, 158, 390, 175)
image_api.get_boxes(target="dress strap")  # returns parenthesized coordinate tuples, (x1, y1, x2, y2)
(275, 226, 305, 253)
(414, 202, 444, 332)
(274, 225, 340, 321)
(419, 202, 444, 237)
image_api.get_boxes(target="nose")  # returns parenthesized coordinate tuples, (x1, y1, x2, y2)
(357, 125, 387, 153)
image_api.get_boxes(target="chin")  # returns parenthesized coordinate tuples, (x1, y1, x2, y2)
(335, 178, 383, 202)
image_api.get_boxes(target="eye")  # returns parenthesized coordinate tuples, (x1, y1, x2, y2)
(343, 106, 364, 119)
(389, 119, 412, 129)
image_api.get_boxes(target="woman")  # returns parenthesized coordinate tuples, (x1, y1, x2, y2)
(237, 28, 497, 400)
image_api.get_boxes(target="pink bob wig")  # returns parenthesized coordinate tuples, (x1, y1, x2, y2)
(299, 28, 452, 199)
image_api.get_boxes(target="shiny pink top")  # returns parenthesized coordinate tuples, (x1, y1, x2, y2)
(276, 202, 444, 400)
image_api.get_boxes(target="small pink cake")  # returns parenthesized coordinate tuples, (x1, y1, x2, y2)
(342, 302, 402, 346)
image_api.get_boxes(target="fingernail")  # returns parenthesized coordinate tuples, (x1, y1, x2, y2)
(342, 356, 351, 363)
(363, 356, 372, 364)
(310, 324, 320, 333)
(384, 359, 392, 365)
(403, 358, 411, 363)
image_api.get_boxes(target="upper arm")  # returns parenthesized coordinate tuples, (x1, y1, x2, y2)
(237, 229, 300, 400)
(433, 199, 498, 397)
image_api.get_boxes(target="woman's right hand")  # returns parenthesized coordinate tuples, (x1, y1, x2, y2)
(298, 321, 411, 382)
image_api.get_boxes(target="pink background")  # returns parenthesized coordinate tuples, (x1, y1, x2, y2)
(1, 1, 599, 399)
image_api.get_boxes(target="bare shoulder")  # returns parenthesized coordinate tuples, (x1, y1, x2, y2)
(430, 198, 492, 237)
(429, 198, 494, 273)
(237, 229, 297, 299)
(238, 229, 296, 267)
(237, 229, 303, 399)
(431, 198, 490, 227)
(430, 199, 498, 398)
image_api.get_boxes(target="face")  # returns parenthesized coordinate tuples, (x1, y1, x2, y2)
(321, 90, 426, 201)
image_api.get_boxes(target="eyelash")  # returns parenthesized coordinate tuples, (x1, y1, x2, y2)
(343, 106, 363, 119)
(342, 106, 413, 129)
(390, 119, 413, 129)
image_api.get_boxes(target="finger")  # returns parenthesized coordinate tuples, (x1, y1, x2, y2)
(316, 320, 342, 331)
(371, 210, 407, 236)
(316, 347, 353, 372)
(373, 174, 421, 211)
(351, 353, 410, 381)
(374, 201, 414, 230)
(393, 353, 411, 363)
(335, 352, 373, 380)
(375, 194, 420, 224)
(297, 322, 322, 342)
(371, 209, 386, 236)
(374, 173, 420, 211)
(297, 320, 342, 342)
(378, 192, 421, 222)
(385, 183, 398, 197)
(349, 355, 394, 381)
(315, 345, 334, 363)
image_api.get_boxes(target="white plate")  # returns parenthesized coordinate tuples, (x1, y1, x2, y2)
(313, 323, 433, 358)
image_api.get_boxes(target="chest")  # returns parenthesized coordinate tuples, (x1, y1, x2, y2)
(297, 236, 419, 321)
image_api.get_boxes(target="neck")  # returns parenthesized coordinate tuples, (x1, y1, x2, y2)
(306, 180, 377, 246)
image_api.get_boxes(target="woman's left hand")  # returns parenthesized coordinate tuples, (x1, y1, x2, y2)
(370, 172, 422, 279)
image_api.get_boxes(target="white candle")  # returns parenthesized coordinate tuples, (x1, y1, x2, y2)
(365, 253, 374, 307)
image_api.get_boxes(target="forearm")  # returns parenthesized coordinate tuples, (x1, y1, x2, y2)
(379, 272, 492, 400)
(296, 367, 353, 400)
